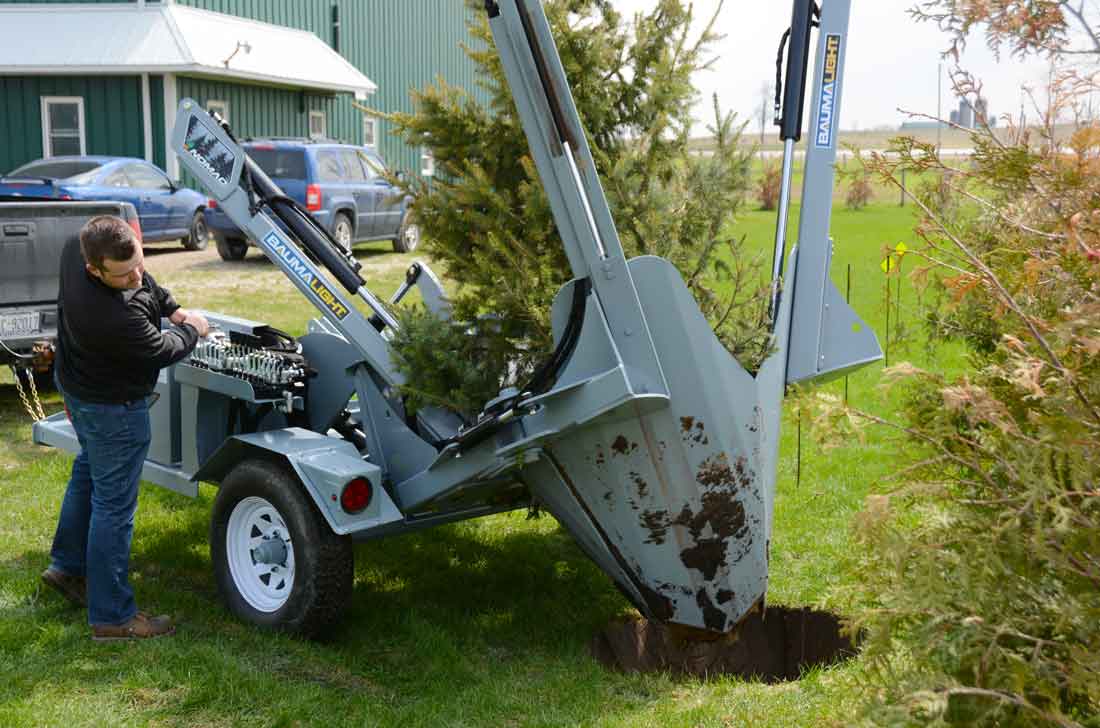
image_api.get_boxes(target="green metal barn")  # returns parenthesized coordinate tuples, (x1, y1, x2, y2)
(0, 0, 483, 181)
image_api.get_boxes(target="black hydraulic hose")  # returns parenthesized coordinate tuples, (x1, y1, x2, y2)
(269, 197, 365, 294)
(447, 277, 591, 453)
(242, 157, 365, 295)
(772, 28, 791, 127)
(212, 110, 365, 297)
(257, 325, 299, 353)
(775, 1, 821, 141)
(520, 277, 591, 400)
(514, 0, 577, 155)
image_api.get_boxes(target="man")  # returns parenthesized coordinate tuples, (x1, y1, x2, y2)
(41, 215, 209, 641)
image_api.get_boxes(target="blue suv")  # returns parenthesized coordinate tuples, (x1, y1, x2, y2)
(205, 140, 419, 261)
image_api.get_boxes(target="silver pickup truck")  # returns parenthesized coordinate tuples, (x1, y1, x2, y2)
(0, 199, 140, 384)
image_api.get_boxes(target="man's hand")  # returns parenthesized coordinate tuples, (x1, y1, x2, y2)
(169, 308, 188, 325)
(181, 312, 210, 337)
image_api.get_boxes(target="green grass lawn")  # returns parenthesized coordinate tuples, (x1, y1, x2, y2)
(0, 202, 963, 727)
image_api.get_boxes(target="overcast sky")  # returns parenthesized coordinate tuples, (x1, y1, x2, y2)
(606, 0, 1057, 133)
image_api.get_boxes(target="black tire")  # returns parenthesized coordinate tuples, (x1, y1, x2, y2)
(183, 210, 209, 251)
(215, 235, 249, 262)
(210, 459, 353, 638)
(332, 213, 354, 253)
(392, 212, 419, 253)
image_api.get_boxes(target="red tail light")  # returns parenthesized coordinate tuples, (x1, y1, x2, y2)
(127, 214, 143, 243)
(59, 194, 72, 200)
(339, 477, 372, 514)
(306, 184, 322, 212)
(207, 197, 218, 209)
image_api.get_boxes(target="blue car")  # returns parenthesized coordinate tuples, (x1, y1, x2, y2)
(0, 156, 210, 250)
(204, 140, 418, 261)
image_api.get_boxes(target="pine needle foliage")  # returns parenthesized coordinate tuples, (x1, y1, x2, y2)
(382, 0, 768, 414)
(388, 306, 510, 420)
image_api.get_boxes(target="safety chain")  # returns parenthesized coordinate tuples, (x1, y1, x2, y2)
(10, 366, 46, 422)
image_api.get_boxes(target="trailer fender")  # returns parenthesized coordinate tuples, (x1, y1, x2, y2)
(194, 427, 402, 536)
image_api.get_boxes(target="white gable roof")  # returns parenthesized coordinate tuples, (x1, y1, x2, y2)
(0, 4, 376, 99)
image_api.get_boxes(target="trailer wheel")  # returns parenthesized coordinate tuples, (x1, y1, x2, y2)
(210, 459, 353, 638)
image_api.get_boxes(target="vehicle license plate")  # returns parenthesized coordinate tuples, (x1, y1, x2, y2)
(0, 311, 40, 339)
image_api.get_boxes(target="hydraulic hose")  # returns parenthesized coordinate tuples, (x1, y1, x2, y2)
(242, 157, 366, 295)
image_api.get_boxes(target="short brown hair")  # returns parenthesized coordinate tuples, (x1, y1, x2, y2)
(80, 215, 137, 269)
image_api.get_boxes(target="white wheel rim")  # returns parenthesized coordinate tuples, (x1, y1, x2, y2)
(226, 496, 296, 613)
(404, 224, 419, 249)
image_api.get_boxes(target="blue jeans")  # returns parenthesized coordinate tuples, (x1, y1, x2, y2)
(49, 385, 151, 626)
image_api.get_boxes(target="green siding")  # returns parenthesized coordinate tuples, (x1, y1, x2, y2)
(1, 1, 486, 178)
(149, 75, 166, 169)
(0, 76, 144, 174)
(176, 0, 486, 176)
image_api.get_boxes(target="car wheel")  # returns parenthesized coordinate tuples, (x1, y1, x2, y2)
(183, 210, 209, 251)
(210, 459, 353, 638)
(216, 235, 249, 262)
(332, 213, 354, 252)
(393, 213, 419, 253)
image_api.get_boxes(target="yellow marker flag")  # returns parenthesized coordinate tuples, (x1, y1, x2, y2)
(881, 256, 896, 273)
(895, 241, 908, 257)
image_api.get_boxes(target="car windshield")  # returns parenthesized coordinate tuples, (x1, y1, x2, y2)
(7, 160, 103, 180)
(246, 148, 307, 180)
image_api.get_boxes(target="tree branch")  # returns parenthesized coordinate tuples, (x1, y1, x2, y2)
(887, 175, 1100, 427)
(1058, 0, 1100, 53)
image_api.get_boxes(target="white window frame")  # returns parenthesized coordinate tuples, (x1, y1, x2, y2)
(420, 147, 435, 178)
(362, 115, 377, 148)
(40, 96, 86, 158)
(309, 110, 327, 140)
(206, 99, 229, 123)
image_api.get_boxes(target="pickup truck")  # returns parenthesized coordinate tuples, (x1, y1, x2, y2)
(0, 198, 141, 384)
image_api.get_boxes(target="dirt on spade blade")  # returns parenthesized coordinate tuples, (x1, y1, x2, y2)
(590, 606, 858, 681)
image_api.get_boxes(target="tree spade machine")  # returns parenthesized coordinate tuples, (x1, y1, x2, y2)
(34, 0, 879, 638)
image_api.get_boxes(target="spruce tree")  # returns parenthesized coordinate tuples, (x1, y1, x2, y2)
(385, 0, 768, 415)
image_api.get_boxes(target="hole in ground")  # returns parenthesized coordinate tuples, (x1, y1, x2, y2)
(590, 606, 858, 681)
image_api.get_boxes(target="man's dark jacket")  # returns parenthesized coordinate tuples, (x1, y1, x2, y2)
(56, 238, 198, 404)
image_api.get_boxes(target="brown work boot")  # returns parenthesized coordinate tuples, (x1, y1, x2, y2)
(91, 612, 176, 642)
(40, 567, 87, 608)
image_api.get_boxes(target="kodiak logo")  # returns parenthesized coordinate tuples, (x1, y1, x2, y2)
(814, 34, 842, 149)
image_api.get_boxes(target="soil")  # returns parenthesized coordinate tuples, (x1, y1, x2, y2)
(590, 606, 858, 681)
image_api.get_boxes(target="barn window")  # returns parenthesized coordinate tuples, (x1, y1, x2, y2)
(362, 115, 377, 148)
(309, 110, 327, 140)
(40, 97, 85, 157)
